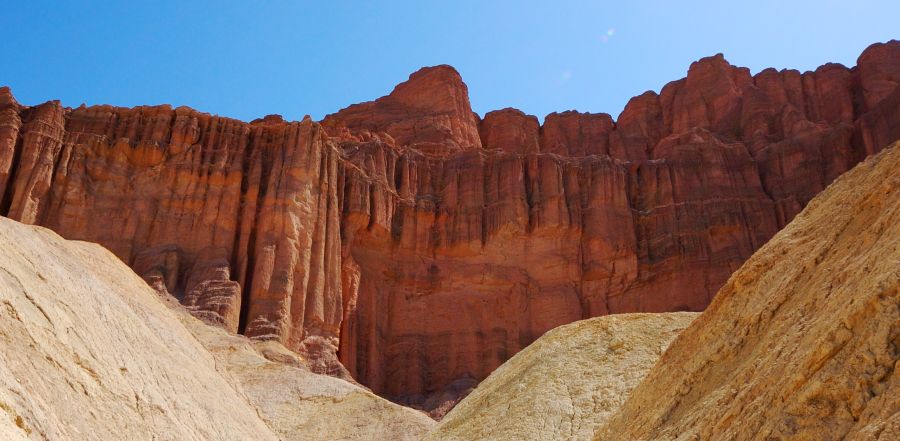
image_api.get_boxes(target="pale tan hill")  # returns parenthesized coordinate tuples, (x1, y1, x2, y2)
(595, 143, 900, 440)
(0, 218, 278, 440)
(424, 312, 698, 441)
(0, 217, 434, 441)
(181, 312, 436, 441)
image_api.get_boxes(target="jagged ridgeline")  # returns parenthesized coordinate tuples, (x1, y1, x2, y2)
(0, 40, 898, 413)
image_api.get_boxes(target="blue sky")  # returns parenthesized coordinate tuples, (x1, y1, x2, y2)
(3, 1, 898, 122)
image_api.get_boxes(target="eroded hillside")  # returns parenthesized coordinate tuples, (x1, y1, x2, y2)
(0, 217, 433, 440)
(425, 313, 698, 440)
(596, 143, 900, 440)
(0, 40, 897, 408)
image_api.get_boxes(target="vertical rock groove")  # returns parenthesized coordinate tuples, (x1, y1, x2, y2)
(0, 41, 898, 409)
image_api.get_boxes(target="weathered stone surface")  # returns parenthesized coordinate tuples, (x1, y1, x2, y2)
(479, 108, 540, 153)
(541, 110, 615, 156)
(181, 298, 436, 441)
(323, 65, 482, 154)
(856, 41, 900, 157)
(595, 143, 900, 441)
(425, 312, 698, 441)
(0, 217, 279, 440)
(0, 103, 347, 375)
(0, 40, 898, 407)
(323, 40, 900, 405)
(0, 87, 22, 204)
(182, 254, 242, 329)
(0, 216, 435, 440)
(858, 40, 900, 111)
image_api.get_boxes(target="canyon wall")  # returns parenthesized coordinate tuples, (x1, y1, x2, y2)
(595, 142, 900, 441)
(0, 40, 898, 406)
(0, 216, 434, 441)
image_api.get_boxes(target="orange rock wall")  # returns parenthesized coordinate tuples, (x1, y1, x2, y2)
(0, 97, 347, 375)
(1, 41, 898, 405)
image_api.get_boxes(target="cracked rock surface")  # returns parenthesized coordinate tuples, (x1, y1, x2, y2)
(0, 217, 434, 441)
(596, 143, 900, 440)
(424, 312, 698, 441)
(1, 40, 898, 405)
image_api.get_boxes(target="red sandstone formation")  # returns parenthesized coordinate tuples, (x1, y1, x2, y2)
(479, 108, 541, 154)
(541, 111, 616, 157)
(1, 41, 898, 412)
(321, 65, 481, 155)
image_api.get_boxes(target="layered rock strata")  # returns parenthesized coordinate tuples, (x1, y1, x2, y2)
(0, 216, 434, 440)
(0, 40, 898, 403)
(595, 142, 900, 441)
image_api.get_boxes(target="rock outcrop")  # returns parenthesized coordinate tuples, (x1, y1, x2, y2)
(328, 40, 900, 406)
(595, 143, 900, 440)
(0, 95, 349, 378)
(425, 312, 698, 441)
(0, 217, 277, 440)
(321, 65, 482, 154)
(180, 300, 436, 441)
(0, 40, 898, 405)
(0, 216, 434, 440)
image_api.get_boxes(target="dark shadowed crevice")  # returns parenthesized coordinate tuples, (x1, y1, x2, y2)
(0, 108, 29, 215)
(237, 130, 274, 335)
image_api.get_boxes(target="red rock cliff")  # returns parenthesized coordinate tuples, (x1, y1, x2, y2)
(1, 40, 898, 411)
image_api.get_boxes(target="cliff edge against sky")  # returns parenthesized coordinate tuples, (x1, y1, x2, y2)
(0, 40, 898, 409)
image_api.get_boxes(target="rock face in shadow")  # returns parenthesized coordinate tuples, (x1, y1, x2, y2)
(595, 143, 900, 440)
(0, 216, 434, 440)
(0, 40, 898, 404)
(425, 312, 698, 441)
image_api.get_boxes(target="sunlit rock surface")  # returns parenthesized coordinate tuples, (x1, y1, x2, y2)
(0, 40, 898, 405)
(596, 143, 900, 440)
(0, 217, 434, 440)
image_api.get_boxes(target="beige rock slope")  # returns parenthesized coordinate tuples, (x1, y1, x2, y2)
(425, 313, 698, 441)
(182, 313, 436, 441)
(0, 217, 434, 441)
(0, 218, 277, 440)
(596, 143, 900, 440)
